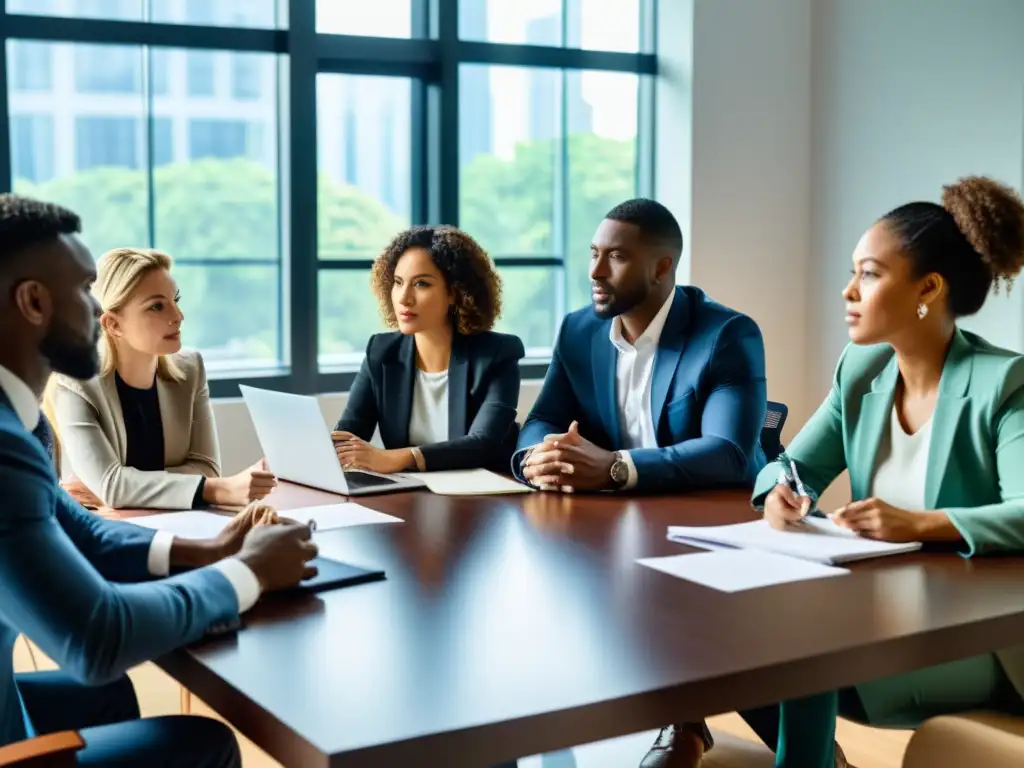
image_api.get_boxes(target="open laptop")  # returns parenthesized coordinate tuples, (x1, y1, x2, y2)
(239, 384, 424, 497)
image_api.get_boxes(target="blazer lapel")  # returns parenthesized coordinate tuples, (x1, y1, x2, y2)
(651, 288, 689, 425)
(925, 330, 972, 509)
(850, 356, 898, 501)
(591, 320, 621, 447)
(447, 334, 468, 439)
(383, 335, 416, 447)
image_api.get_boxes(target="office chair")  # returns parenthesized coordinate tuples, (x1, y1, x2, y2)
(760, 401, 788, 462)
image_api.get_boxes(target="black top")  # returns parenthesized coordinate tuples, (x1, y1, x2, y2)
(115, 373, 206, 508)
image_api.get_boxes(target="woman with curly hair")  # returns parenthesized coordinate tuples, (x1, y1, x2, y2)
(332, 225, 525, 474)
(738, 176, 1024, 768)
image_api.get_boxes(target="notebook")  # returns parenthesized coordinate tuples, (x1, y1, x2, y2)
(667, 516, 922, 565)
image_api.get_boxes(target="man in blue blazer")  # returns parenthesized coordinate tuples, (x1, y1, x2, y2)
(514, 198, 768, 768)
(0, 194, 318, 766)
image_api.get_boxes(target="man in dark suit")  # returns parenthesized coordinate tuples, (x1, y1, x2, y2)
(0, 193, 318, 766)
(514, 199, 769, 768)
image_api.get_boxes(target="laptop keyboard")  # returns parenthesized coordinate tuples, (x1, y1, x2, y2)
(343, 470, 398, 489)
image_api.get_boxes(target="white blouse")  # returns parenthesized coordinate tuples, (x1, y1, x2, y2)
(869, 405, 933, 511)
(407, 368, 449, 447)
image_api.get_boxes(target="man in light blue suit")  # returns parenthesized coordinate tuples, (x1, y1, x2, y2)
(513, 199, 768, 768)
(0, 194, 319, 766)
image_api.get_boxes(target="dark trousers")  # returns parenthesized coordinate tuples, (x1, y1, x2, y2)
(17, 671, 241, 768)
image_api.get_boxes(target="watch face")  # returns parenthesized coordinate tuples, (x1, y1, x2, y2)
(611, 460, 628, 484)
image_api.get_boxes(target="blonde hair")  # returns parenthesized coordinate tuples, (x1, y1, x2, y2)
(94, 247, 185, 383)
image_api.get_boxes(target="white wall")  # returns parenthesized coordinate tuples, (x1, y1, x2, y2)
(810, 0, 1024, 396)
(657, 0, 814, 432)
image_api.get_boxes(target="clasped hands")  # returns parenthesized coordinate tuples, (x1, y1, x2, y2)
(521, 421, 617, 492)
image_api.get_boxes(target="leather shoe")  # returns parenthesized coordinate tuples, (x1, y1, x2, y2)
(639, 722, 713, 768)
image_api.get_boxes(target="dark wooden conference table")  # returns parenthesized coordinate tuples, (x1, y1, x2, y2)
(116, 483, 1024, 768)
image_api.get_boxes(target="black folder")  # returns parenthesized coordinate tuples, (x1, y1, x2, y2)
(286, 556, 385, 594)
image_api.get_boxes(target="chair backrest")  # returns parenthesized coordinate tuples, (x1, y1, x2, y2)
(760, 401, 788, 462)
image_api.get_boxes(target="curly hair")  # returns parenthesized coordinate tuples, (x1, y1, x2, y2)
(881, 175, 1024, 317)
(370, 226, 503, 334)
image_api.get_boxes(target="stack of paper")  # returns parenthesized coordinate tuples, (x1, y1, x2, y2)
(666, 516, 921, 564)
(283, 503, 403, 530)
(416, 469, 532, 496)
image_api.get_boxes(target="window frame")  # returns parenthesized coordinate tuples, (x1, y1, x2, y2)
(0, 0, 657, 398)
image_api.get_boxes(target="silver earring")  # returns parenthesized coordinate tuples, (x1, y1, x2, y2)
(917, 303, 928, 319)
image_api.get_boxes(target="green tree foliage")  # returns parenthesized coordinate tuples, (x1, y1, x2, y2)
(14, 133, 634, 364)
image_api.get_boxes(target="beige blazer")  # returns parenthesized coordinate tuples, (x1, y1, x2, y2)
(51, 349, 221, 510)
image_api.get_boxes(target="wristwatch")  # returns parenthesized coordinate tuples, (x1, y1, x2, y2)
(609, 451, 630, 487)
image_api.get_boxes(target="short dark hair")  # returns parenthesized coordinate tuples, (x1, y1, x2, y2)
(0, 194, 81, 264)
(881, 176, 1024, 317)
(370, 225, 502, 334)
(605, 198, 684, 261)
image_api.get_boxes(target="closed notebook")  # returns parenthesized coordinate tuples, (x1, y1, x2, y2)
(667, 516, 921, 565)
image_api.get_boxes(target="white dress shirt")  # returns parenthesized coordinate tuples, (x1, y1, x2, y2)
(869, 404, 933, 512)
(0, 365, 260, 613)
(608, 290, 676, 489)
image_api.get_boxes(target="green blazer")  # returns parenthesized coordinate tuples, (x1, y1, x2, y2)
(751, 328, 1024, 693)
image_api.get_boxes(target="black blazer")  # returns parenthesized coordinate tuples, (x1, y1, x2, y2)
(336, 331, 525, 472)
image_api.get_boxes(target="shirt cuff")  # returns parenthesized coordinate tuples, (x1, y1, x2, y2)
(212, 558, 262, 614)
(147, 531, 174, 577)
(621, 450, 639, 490)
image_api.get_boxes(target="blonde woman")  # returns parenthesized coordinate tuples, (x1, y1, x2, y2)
(48, 248, 276, 510)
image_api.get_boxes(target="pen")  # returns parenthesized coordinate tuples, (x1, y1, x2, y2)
(788, 457, 808, 501)
(778, 453, 811, 518)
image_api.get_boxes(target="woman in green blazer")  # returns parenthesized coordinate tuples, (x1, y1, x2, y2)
(741, 176, 1024, 768)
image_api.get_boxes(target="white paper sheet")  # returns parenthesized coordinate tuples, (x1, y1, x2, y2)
(280, 503, 404, 530)
(122, 504, 403, 538)
(123, 510, 231, 539)
(667, 516, 921, 564)
(416, 469, 533, 496)
(637, 549, 849, 592)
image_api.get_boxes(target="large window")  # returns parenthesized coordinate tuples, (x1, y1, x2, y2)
(316, 73, 412, 367)
(460, 65, 639, 353)
(5, 38, 284, 374)
(2, 0, 655, 396)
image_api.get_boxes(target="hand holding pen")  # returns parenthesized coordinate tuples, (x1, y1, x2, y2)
(763, 453, 814, 530)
